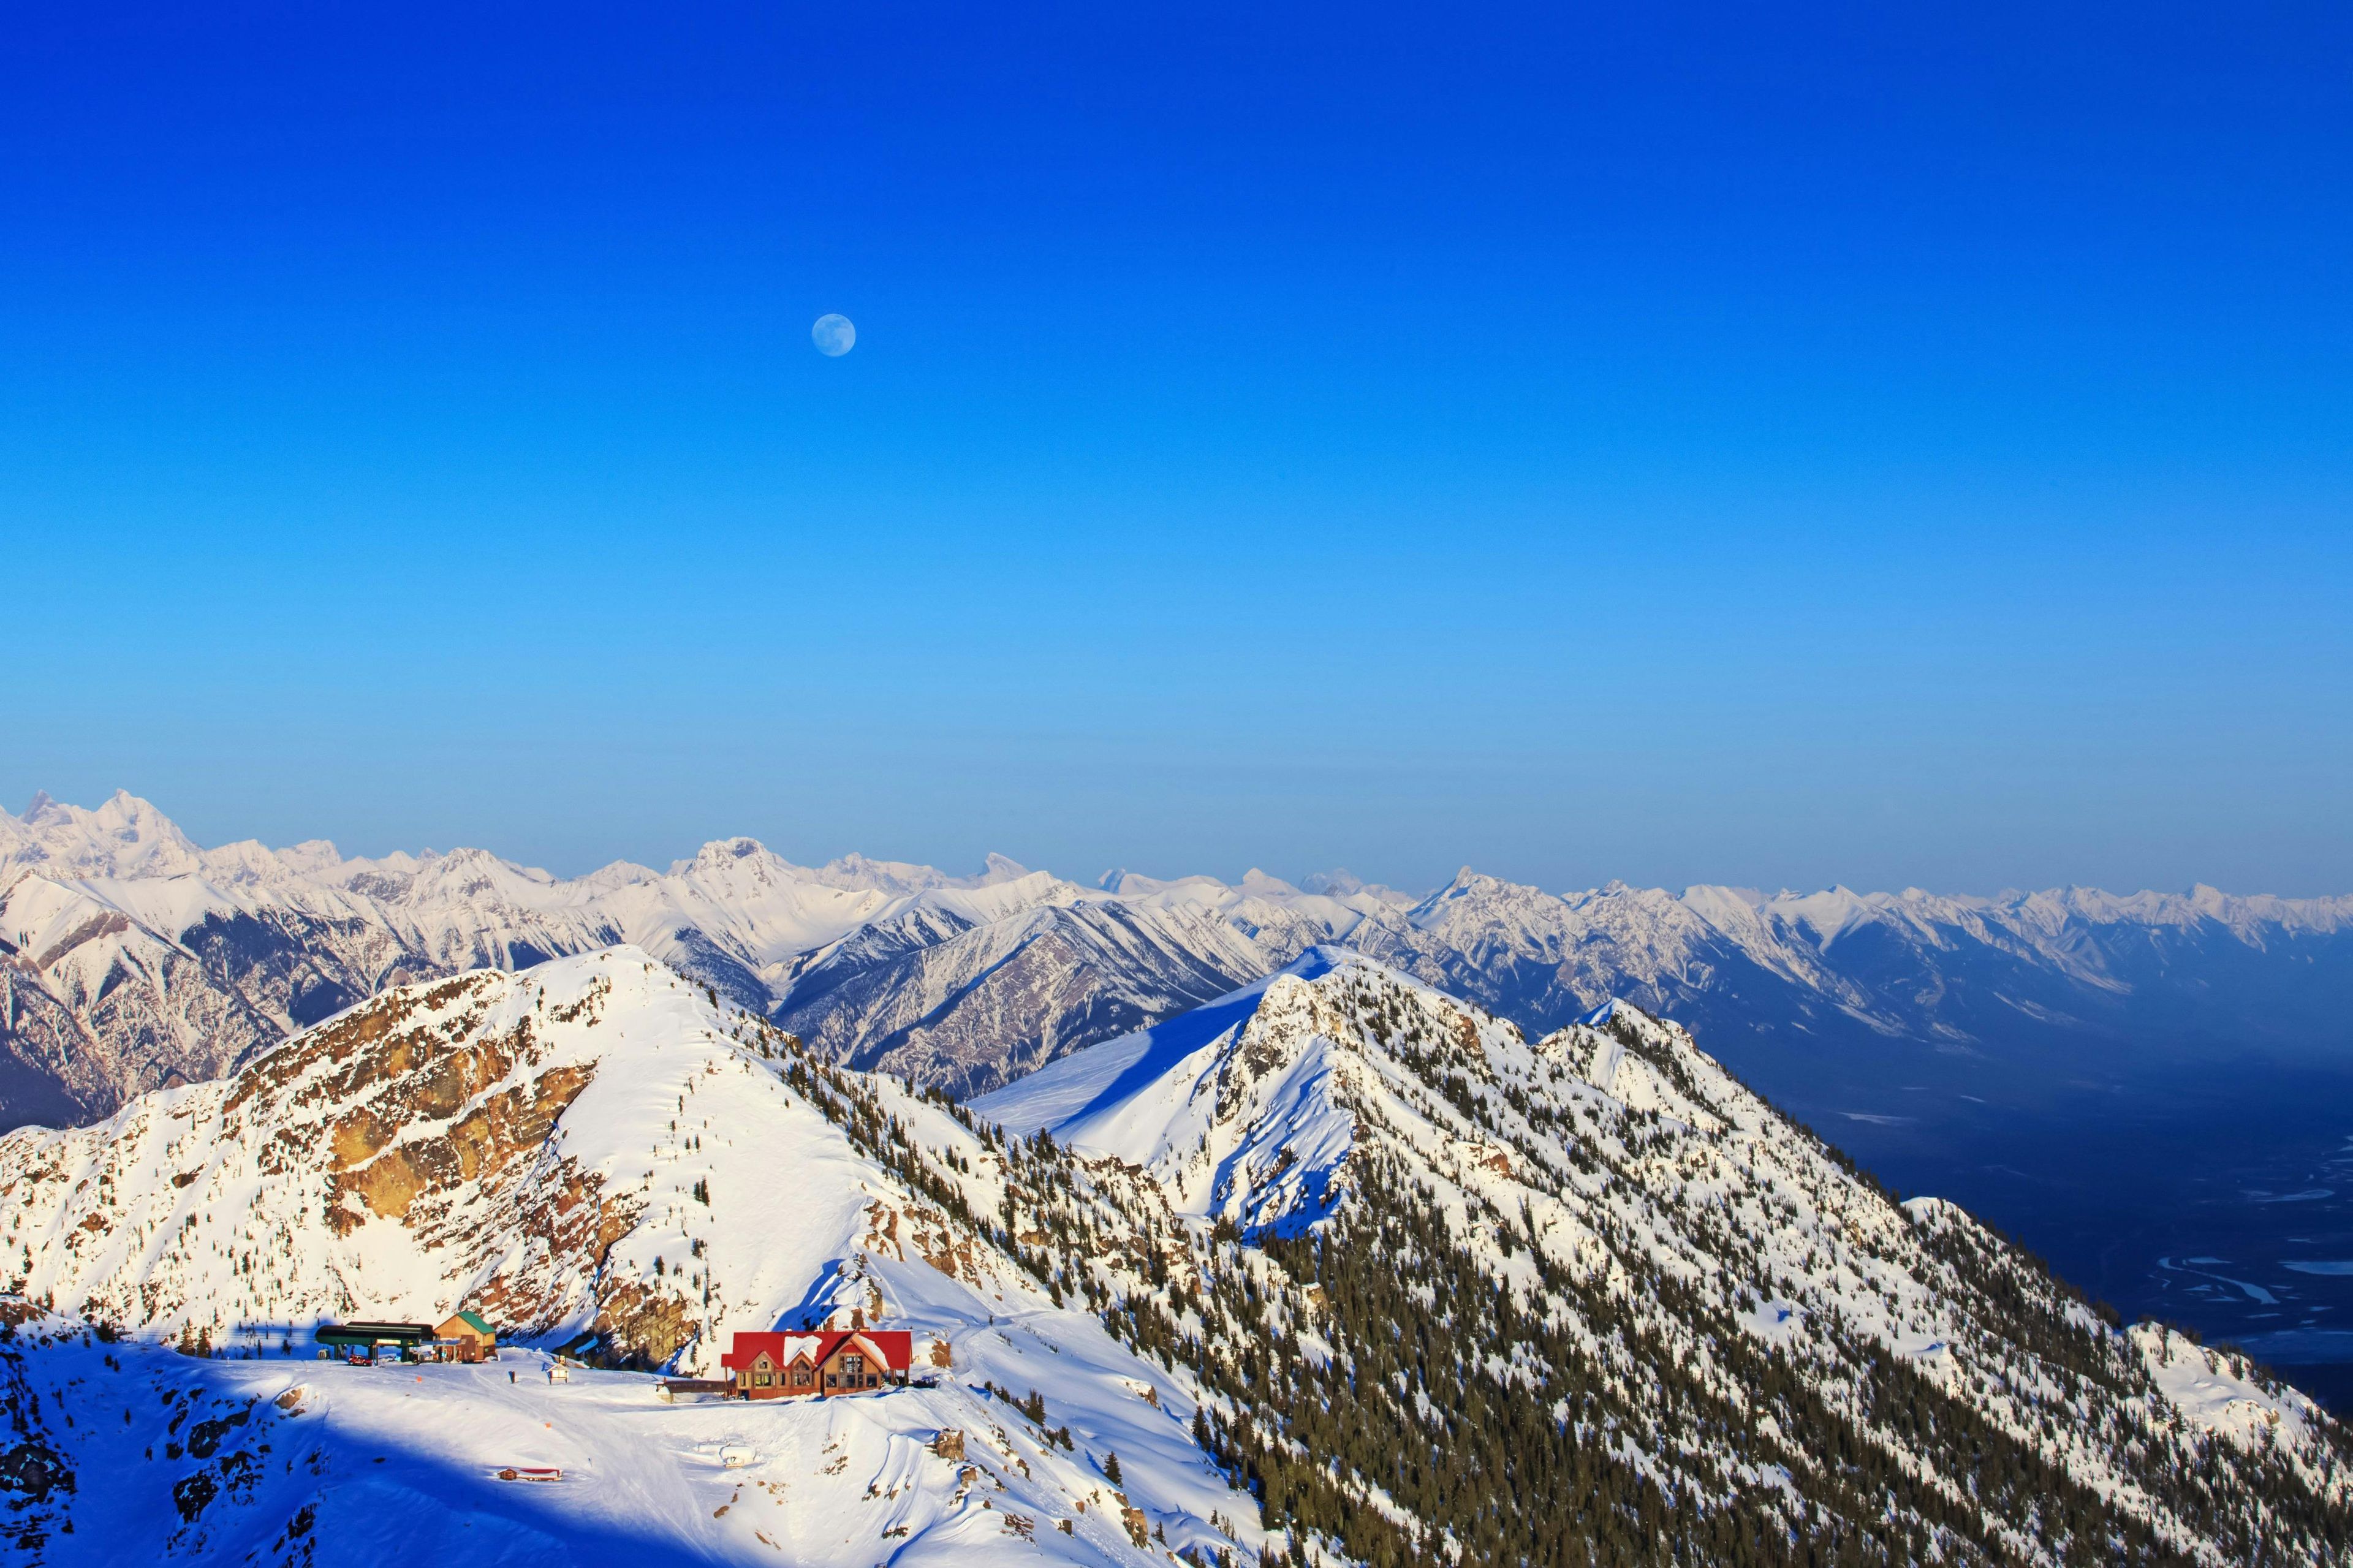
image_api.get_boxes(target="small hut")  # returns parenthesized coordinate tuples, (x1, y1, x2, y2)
(434, 1310, 499, 1363)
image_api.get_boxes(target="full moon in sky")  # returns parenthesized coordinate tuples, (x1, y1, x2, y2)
(811, 314, 855, 357)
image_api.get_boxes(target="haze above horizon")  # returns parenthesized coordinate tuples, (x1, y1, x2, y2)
(6, 787, 2344, 910)
(6, 3, 2349, 895)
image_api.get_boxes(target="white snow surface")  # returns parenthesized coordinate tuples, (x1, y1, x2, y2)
(0, 1311, 1223, 1567)
(2131, 1320, 2330, 1452)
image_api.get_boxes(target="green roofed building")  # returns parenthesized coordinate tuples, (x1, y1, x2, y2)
(435, 1310, 499, 1362)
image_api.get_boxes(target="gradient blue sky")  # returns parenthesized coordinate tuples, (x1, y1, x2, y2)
(6, 2, 2349, 894)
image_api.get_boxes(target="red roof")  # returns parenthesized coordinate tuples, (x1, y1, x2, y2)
(721, 1329, 912, 1375)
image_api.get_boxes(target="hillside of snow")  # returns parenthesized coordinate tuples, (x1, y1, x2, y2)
(0, 950, 1274, 1565)
(0, 1312, 1230, 1568)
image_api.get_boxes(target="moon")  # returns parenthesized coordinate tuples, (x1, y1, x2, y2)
(811, 314, 855, 357)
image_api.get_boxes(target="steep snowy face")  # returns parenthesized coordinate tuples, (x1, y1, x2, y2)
(979, 949, 1524, 1237)
(981, 958, 2353, 1565)
(979, 947, 1757, 1249)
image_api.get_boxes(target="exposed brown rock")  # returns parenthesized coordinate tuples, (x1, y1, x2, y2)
(590, 1279, 698, 1368)
(328, 1110, 393, 1172)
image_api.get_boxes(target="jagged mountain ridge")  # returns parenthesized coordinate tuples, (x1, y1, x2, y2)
(6, 790, 2351, 1131)
(978, 950, 2353, 1564)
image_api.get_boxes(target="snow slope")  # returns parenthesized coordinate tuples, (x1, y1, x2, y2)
(0, 950, 1275, 1566)
(0, 1310, 1238, 1568)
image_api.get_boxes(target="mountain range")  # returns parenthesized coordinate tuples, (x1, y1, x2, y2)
(2, 942, 2343, 1563)
(7, 790, 2351, 1140)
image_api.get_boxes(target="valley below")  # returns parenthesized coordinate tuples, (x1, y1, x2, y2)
(1828, 1062, 2353, 1414)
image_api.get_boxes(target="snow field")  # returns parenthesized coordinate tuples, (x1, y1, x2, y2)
(2, 1324, 1208, 1566)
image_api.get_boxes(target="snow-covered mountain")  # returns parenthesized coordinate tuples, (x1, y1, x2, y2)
(7, 790, 2352, 1134)
(977, 951, 2353, 1564)
(0, 798, 1093, 1125)
(6, 945, 2345, 1563)
(0, 949, 1270, 1565)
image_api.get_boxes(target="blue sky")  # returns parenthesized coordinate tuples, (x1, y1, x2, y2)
(6, 2, 2349, 894)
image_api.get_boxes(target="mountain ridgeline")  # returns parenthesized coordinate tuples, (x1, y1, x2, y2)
(2, 947, 2346, 1564)
(6, 790, 2351, 1132)
(978, 952, 2353, 1564)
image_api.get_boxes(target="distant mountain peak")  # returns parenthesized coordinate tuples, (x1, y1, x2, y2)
(6, 788, 2352, 1137)
(1427, 864, 1487, 898)
(271, 837, 343, 875)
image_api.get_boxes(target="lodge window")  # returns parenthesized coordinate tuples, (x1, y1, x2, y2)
(794, 1369, 810, 1387)
(754, 1370, 771, 1387)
